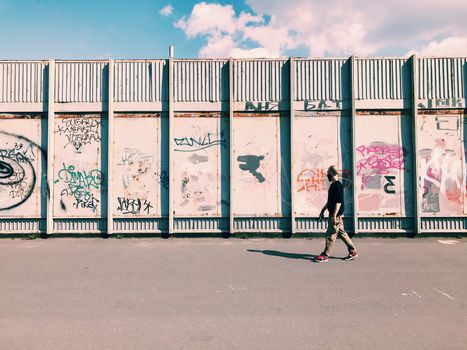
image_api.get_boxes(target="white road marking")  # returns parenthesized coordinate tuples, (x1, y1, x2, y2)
(229, 284, 247, 291)
(401, 291, 421, 298)
(434, 288, 455, 300)
(437, 240, 459, 245)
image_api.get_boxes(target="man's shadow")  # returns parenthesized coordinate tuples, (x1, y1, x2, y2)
(247, 250, 342, 261)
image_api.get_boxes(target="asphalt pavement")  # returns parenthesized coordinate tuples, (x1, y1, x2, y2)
(1, 236, 466, 350)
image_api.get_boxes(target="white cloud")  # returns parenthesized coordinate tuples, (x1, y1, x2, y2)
(407, 37, 467, 57)
(231, 47, 277, 59)
(174, 2, 292, 58)
(175, 2, 237, 37)
(159, 5, 174, 16)
(175, 0, 467, 58)
(199, 33, 236, 58)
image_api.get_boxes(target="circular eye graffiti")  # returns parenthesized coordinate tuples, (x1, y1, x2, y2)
(0, 132, 38, 211)
(0, 160, 14, 179)
(0, 158, 27, 185)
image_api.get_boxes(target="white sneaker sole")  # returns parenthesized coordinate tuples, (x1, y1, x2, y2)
(343, 255, 358, 261)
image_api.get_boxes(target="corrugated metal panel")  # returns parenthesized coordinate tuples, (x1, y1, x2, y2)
(174, 218, 228, 231)
(55, 61, 107, 103)
(294, 59, 347, 101)
(418, 58, 467, 99)
(113, 219, 163, 232)
(356, 58, 410, 100)
(53, 219, 103, 231)
(421, 218, 466, 231)
(0, 61, 47, 103)
(234, 60, 288, 102)
(114, 60, 167, 102)
(295, 218, 353, 232)
(173, 60, 227, 102)
(296, 218, 327, 231)
(358, 218, 412, 232)
(234, 218, 288, 231)
(0, 219, 42, 233)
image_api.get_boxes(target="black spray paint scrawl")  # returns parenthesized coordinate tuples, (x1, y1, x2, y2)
(0, 131, 41, 211)
(237, 155, 266, 183)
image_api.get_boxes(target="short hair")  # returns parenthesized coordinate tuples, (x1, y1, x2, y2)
(327, 165, 338, 176)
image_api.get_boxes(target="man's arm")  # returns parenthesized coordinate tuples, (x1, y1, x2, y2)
(331, 203, 341, 218)
(331, 184, 344, 218)
(319, 203, 328, 218)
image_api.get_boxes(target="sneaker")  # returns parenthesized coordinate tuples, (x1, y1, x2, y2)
(343, 252, 359, 261)
(314, 255, 329, 263)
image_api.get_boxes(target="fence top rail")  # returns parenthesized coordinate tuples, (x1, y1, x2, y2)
(1, 56, 467, 63)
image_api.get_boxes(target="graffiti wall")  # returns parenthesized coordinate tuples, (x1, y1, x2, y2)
(0, 115, 45, 217)
(418, 113, 465, 215)
(233, 113, 283, 216)
(53, 114, 105, 217)
(113, 114, 163, 217)
(173, 113, 228, 217)
(1, 110, 465, 230)
(355, 113, 412, 216)
(293, 112, 352, 217)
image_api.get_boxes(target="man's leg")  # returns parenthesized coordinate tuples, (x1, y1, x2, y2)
(336, 217, 357, 253)
(322, 217, 339, 256)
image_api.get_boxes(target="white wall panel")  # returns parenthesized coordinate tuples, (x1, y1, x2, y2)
(172, 113, 226, 217)
(293, 113, 352, 216)
(53, 114, 104, 217)
(355, 114, 408, 216)
(113, 115, 162, 217)
(0, 116, 44, 217)
(418, 114, 465, 216)
(233, 114, 281, 216)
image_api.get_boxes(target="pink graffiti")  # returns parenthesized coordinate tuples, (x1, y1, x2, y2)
(356, 143, 406, 190)
(420, 139, 463, 207)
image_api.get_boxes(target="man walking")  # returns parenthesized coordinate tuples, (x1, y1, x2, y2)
(315, 166, 358, 263)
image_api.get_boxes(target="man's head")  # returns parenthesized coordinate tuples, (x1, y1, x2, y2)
(327, 165, 339, 182)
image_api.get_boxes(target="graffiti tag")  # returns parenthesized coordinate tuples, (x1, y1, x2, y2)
(245, 101, 279, 111)
(383, 175, 396, 194)
(117, 197, 153, 215)
(418, 98, 464, 109)
(304, 99, 342, 111)
(117, 148, 153, 166)
(296, 168, 352, 192)
(55, 118, 101, 153)
(356, 142, 406, 191)
(174, 133, 226, 152)
(56, 163, 103, 212)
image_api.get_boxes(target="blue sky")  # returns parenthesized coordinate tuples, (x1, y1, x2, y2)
(1, 0, 466, 59)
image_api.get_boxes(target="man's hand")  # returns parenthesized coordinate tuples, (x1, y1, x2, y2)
(318, 210, 325, 221)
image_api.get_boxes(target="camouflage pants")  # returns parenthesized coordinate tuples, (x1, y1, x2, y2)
(323, 216, 356, 256)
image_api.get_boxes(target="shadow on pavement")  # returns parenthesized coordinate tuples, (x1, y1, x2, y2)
(247, 249, 343, 261)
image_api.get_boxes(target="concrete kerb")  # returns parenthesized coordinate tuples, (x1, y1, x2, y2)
(0, 232, 466, 239)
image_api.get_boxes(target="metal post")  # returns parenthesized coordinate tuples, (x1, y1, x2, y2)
(107, 59, 114, 236)
(46, 59, 55, 236)
(350, 56, 359, 235)
(411, 55, 421, 235)
(229, 58, 235, 235)
(289, 57, 296, 234)
(168, 48, 174, 235)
